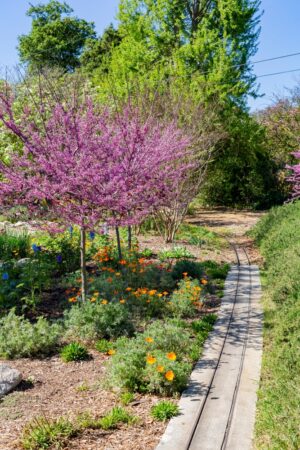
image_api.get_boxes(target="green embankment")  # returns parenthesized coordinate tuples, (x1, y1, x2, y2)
(251, 201, 300, 449)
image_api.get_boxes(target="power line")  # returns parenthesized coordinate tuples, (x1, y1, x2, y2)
(252, 51, 300, 66)
(257, 68, 300, 78)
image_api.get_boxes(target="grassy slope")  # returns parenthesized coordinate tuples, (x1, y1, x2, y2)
(251, 202, 300, 450)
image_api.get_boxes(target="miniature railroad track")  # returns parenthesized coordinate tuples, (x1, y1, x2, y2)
(157, 244, 262, 450)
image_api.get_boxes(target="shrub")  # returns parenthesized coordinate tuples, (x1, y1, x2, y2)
(98, 407, 137, 430)
(105, 321, 194, 395)
(171, 260, 204, 281)
(119, 392, 135, 406)
(95, 339, 114, 353)
(0, 231, 31, 261)
(151, 401, 179, 421)
(0, 310, 61, 359)
(21, 416, 77, 450)
(168, 277, 202, 318)
(60, 342, 89, 362)
(158, 246, 194, 261)
(64, 301, 134, 343)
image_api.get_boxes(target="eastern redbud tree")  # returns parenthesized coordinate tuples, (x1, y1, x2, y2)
(0, 81, 191, 300)
(287, 151, 300, 200)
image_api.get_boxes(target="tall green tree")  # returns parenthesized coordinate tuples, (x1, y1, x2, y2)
(81, 25, 122, 73)
(102, 0, 261, 106)
(18, 1, 96, 71)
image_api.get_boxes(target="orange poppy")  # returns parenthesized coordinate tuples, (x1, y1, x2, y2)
(156, 365, 165, 373)
(166, 352, 177, 361)
(146, 355, 156, 365)
(145, 337, 154, 343)
(165, 370, 175, 381)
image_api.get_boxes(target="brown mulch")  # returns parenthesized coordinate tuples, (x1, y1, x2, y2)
(0, 351, 168, 450)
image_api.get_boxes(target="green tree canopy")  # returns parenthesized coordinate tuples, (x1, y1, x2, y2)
(81, 25, 122, 73)
(18, 0, 96, 71)
(98, 0, 261, 107)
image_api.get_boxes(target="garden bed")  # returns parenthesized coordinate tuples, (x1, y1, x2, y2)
(0, 223, 229, 449)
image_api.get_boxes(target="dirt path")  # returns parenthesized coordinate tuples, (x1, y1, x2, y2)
(187, 208, 264, 264)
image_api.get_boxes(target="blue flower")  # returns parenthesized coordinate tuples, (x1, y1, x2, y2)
(89, 231, 96, 241)
(2, 272, 9, 281)
(32, 244, 42, 253)
(56, 254, 63, 264)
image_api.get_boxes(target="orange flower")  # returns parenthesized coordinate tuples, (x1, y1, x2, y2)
(88, 278, 94, 283)
(156, 365, 165, 373)
(107, 349, 116, 356)
(183, 272, 188, 277)
(165, 370, 175, 381)
(68, 297, 77, 303)
(125, 287, 132, 291)
(146, 355, 156, 364)
(120, 260, 127, 265)
(163, 291, 168, 296)
(107, 277, 113, 283)
(145, 337, 154, 343)
(119, 299, 126, 304)
(101, 300, 108, 305)
(149, 289, 157, 296)
(201, 278, 208, 285)
(166, 352, 177, 361)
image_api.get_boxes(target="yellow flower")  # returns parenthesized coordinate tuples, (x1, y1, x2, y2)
(163, 291, 168, 296)
(107, 349, 116, 356)
(68, 297, 77, 303)
(146, 355, 156, 365)
(145, 337, 154, 343)
(156, 365, 165, 373)
(101, 300, 108, 305)
(115, 272, 121, 277)
(166, 352, 177, 361)
(149, 290, 157, 296)
(165, 370, 175, 381)
(90, 297, 97, 303)
(158, 293, 163, 298)
(119, 299, 126, 304)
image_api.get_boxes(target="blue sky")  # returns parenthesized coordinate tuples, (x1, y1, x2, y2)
(1, 0, 300, 111)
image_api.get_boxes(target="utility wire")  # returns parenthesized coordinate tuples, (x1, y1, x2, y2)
(256, 68, 300, 78)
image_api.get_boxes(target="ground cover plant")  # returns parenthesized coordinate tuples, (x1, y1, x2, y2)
(251, 201, 300, 449)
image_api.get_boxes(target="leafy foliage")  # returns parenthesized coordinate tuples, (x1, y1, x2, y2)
(21, 416, 77, 450)
(18, 1, 96, 71)
(151, 401, 179, 421)
(0, 310, 61, 359)
(64, 302, 134, 343)
(60, 342, 89, 362)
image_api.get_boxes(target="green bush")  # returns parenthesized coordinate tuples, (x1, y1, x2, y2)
(251, 201, 300, 449)
(95, 339, 114, 353)
(171, 260, 204, 281)
(0, 231, 31, 261)
(105, 321, 194, 395)
(119, 392, 135, 406)
(158, 246, 194, 261)
(98, 407, 137, 430)
(60, 342, 89, 362)
(151, 401, 179, 421)
(64, 301, 134, 343)
(0, 310, 61, 359)
(168, 277, 202, 318)
(21, 416, 77, 450)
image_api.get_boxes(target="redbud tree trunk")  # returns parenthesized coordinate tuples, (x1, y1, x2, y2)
(80, 226, 88, 302)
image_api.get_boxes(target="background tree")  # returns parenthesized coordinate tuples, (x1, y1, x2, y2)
(81, 25, 122, 74)
(18, 0, 96, 71)
(94, 0, 261, 107)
